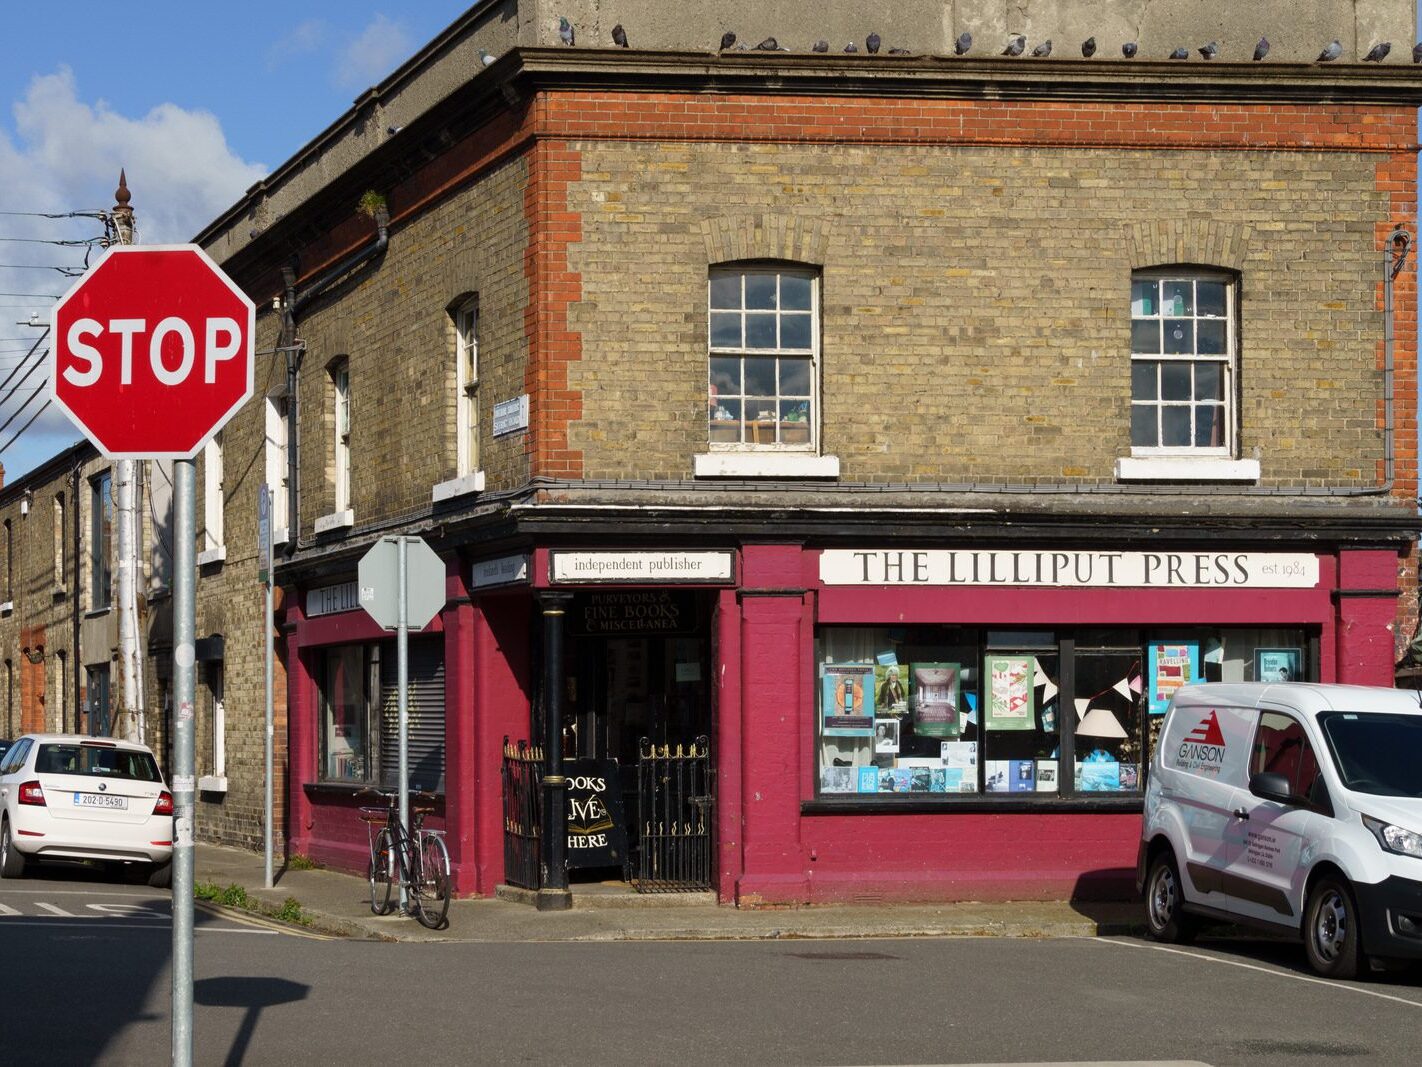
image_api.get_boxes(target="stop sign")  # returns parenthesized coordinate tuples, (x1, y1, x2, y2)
(49, 244, 255, 459)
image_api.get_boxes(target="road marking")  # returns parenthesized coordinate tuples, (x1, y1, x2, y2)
(0, 887, 170, 898)
(1091, 937, 1422, 1009)
(0, 903, 18, 916)
(35, 902, 79, 918)
(0, 919, 274, 934)
(86, 903, 166, 918)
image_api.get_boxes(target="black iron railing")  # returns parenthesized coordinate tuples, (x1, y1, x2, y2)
(635, 735, 714, 893)
(501, 737, 544, 891)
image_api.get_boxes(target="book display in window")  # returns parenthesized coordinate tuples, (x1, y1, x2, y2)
(1148, 640, 1199, 715)
(910, 662, 961, 737)
(985, 655, 1035, 730)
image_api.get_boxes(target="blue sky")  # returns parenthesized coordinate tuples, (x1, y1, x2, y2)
(0, 1, 470, 481)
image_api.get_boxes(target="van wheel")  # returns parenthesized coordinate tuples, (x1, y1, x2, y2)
(1144, 850, 1197, 944)
(0, 819, 26, 878)
(1304, 875, 1365, 980)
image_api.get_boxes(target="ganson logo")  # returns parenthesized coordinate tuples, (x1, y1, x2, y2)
(1176, 710, 1229, 775)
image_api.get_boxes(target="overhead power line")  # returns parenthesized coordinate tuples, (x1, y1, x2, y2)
(0, 332, 48, 394)
(0, 236, 105, 247)
(0, 397, 51, 454)
(0, 382, 47, 439)
(0, 209, 107, 219)
(0, 263, 86, 275)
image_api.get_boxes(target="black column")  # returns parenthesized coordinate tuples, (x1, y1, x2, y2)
(537, 590, 573, 911)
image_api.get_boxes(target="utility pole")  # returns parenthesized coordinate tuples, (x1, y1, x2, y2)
(112, 170, 144, 743)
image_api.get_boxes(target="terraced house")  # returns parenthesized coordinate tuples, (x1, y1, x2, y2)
(11, 0, 1421, 908)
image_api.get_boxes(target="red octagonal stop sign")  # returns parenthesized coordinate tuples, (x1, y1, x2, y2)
(49, 244, 255, 459)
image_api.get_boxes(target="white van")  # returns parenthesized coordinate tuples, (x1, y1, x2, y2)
(1139, 683, 1422, 978)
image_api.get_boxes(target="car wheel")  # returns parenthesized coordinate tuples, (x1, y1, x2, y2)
(147, 861, 172, 889)
(1304, 874, 1365, 979)
(0, 819, 27, 879)
(1144, 849, 1197, 944)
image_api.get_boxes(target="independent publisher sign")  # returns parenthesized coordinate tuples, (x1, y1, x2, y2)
(821, 549, 1320, 589)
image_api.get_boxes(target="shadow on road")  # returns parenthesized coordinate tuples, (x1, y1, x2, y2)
(195, 976, 309, 1067)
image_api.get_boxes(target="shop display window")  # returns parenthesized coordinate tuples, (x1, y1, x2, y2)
(319, 645, 376, 784)
(816, 625, 1311, 803)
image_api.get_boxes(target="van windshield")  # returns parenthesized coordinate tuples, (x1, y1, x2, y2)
(1317, 712, 1422, 798)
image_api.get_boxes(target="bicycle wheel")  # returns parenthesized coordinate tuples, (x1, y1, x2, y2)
(411, 833, 451, 930)
(368, 828, 396, 915)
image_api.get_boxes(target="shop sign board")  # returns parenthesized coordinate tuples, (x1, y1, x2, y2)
(307, 580, 359, 617)
(563, 759, 627, 869)
(821, 549, 1319, 589)
(470, 553, 530, 590)
(551, 550, 734, 584)
(570, 590, 700, 637)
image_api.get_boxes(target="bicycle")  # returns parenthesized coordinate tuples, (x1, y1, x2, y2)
(358, 788, 451, 930)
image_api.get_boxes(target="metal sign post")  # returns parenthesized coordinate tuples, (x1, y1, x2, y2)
(259, 484, 274, 889)
(357, 535, 446, 912)
(171, 459, 197, 1067)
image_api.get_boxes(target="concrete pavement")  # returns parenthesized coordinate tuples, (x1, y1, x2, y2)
(195, 842, 1143, 943)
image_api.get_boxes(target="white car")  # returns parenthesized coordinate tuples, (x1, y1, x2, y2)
(0, 734, 173, 887)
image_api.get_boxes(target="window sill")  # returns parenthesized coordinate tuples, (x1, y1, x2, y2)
(314, 509, 354, 535)
(196, 545, 226, 567)
(1115, 456, 1260, 483)
(803, 795, 1144, 815)
(0, 600, 11, 615)
(147, 587, 171, 603)
(432, 471, 485, 503)
(197, 774, 228, 794)
(694, 452, 840, 479)
(85, 606, 112, 619)
(274, 527, 289, 546)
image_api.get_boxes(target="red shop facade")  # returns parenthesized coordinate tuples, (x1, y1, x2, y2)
(279, 530, 1410, 905)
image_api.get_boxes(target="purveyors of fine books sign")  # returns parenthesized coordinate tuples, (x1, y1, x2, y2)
(820, 550, 1319, 588)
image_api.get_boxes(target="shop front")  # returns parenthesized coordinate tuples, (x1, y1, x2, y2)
(716, 542, 1403, 906)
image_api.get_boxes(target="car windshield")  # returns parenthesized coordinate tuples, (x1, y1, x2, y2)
(34, 743, 162, 783)
(1317, 712, 1422, 798)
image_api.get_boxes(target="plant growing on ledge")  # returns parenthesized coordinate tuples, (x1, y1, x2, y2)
(358, 190, 387, 219)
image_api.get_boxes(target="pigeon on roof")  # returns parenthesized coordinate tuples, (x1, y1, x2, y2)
(1122, 41, 1138, 58)
(1081, 37, 1096, 58)
(1198, 41, 1218, 60)
(1317, 39, 1342, 62)
(953, 32, 972, 55)
(1253, 37, 1270, 61)
(558, 17, 575, 46)
(1413, 42, 1422, 63)
(719, 31, 737, 51)
(1168, 46, 1189, 60)
(755, 37, 779, 51)
(1364, 42, 1391, 61)
(1031, 39, 1052, 58)
(612, 24, 628, 48)
(812, 40, 829, 53)
(1003, 34, 1026, 57)
(479, 49, 495, 67)
(843, 42, 858, 53)
(866, 33, 881, 54)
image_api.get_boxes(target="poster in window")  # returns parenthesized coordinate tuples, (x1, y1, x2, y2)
(1255, 647, 1302, 683)
(1148, 641, 1200, 715)
(873, 717, 900, 754)
(820, 766, 855, 793)
(910, 663, 960, 738)
(985, 655, 1035, 731)
(874, 662, 909, 716)
(821, 664, 875, 736)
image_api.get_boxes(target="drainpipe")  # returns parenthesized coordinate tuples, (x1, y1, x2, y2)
(1383, 228, 1411, 492)
(71, 457, 82, 733)
(279, 205, 390, 555)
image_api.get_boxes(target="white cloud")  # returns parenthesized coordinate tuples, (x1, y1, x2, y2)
(268, 19, 330, 70)
(335, 14, 414, 90)
(0, 67, 266, 478)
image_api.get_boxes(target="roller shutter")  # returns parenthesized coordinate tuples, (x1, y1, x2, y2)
(378, 638, 446, 793)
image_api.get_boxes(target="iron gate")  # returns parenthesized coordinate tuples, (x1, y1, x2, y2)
(635, 735, 714, 893)
(501, 737, 543, 891)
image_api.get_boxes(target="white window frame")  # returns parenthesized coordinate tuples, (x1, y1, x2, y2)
(333, 360, 351, 515)
(455, 296, 480, 478)
(1128, 269, 1236, 458)
(199, 433, 225, 564)
(265, 393, 290, 543)
(53, 493, 65, 589)
(706, 265, 820, 453)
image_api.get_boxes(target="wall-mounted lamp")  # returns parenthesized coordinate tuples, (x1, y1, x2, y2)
(22, 645, 45, 664)
(20, 489, 33, 516)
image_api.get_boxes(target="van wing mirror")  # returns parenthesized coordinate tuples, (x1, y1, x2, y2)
(1248, 771, 1295, 805)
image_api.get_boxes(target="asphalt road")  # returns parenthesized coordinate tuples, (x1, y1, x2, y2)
(3, 866, 1421, 1066)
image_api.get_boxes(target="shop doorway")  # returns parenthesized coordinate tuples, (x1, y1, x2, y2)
(563, 590, 715, 889)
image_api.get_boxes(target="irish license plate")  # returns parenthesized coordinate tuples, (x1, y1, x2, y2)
(74, 793, 127, 810)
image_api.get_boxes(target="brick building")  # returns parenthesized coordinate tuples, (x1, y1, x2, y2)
(12, 0, 1419, 904)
